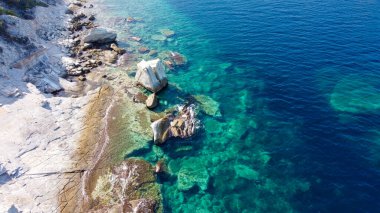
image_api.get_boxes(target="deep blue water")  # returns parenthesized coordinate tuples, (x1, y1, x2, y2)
(95, 0, 380, 212)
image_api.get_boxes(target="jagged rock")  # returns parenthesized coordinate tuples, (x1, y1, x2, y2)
(151, 105, 198, 144)
(146, 93, 158, 109)
(135, 59, 168, 93)
(83, 28, 117, 44)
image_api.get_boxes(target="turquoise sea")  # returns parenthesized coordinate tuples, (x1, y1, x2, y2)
(94, 0, 380, 212)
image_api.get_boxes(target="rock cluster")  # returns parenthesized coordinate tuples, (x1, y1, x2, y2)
(151, 104, 198, 144)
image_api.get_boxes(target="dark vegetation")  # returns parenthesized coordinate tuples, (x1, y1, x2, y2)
(4, 0, 48, 10)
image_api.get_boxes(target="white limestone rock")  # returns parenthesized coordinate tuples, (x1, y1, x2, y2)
(135, 59, 168, 93)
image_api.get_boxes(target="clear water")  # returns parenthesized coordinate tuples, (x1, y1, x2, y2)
(93, 0, 380, 212)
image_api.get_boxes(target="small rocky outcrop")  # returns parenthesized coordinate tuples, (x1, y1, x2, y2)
(146, 93, 158, 109)
(135, 59, 168, 93)
(83, 28, 117, 44)
(151, 104, 198, 144)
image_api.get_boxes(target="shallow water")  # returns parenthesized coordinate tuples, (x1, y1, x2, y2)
(93, 0, 380, 212)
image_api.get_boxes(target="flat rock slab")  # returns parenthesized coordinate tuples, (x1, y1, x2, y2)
(83, 28, 117, 44)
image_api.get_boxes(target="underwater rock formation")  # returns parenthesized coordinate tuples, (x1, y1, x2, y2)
(177, 158, 209, 191)
(330, 76, 380, 113)
(160, 29, 175, 38)
(135, 59, 168, 93)
(194, 94, 222, 117)
(91, 158, 162, 212)
(151, 104, 198, 144)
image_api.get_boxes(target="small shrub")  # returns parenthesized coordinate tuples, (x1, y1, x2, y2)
(0, 7, 17, 16)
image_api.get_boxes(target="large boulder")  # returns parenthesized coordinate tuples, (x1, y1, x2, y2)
(83, 28, 117, 44)
(135, 59, 168, 93)
(151, 116, 171, 144)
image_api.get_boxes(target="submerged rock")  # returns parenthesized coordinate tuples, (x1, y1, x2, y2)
(177, 158, 209, 191)
(151, 104, 198, 144)
(194, 94, 222, 117)
(151, 34, 167, 41)
(170, 52, 187, 67)
(146, 93, 158, 109)
(234, 164, 259, 180)
(330, 76, 380, 113)
(135, 59, 168, 93)
(138, 46, 150, 54)
(83, 28, 117, 44)
(160, 29, 175, 38)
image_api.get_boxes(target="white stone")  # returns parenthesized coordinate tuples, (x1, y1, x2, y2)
(135, 59, 167, 92)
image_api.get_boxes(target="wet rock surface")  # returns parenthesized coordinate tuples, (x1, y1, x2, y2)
(151, 104, 198, 144)
(91, 158, 162, 212)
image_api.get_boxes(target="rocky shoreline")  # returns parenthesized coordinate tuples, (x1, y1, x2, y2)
(0, 0, 203, 212)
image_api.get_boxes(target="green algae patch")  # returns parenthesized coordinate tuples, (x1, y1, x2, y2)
(5, 0, 48, 10)
(330, 76, 380, 113)
(0, 7, 17, 16)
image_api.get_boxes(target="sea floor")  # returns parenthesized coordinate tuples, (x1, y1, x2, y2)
(91, 0, 380, 212)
